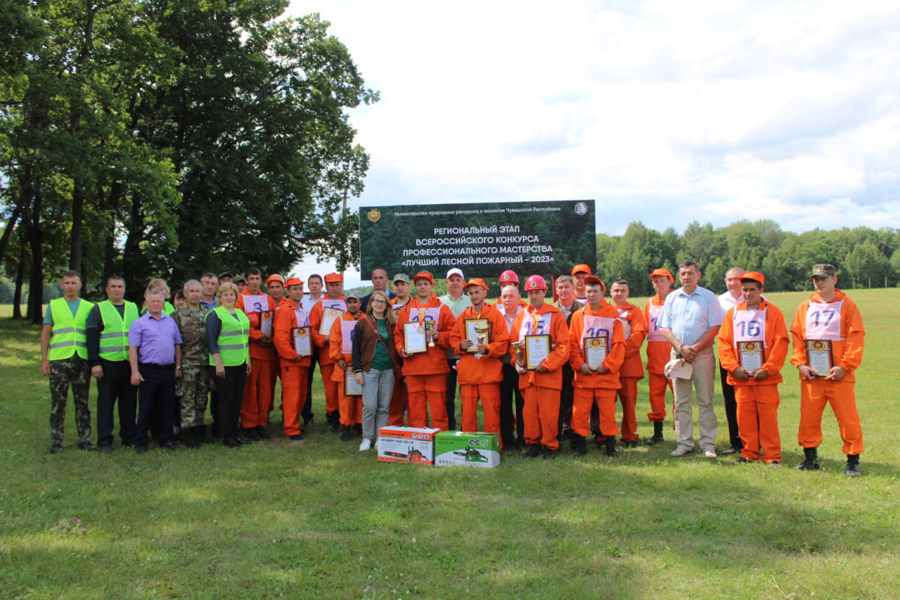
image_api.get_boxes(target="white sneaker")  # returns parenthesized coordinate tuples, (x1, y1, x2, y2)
(359, 439, 372, 452)
(704, 449, 718, 459)
(671, 446, 694, 457)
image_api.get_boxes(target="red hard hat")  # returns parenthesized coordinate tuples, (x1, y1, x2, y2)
(523, 275, 547, 292)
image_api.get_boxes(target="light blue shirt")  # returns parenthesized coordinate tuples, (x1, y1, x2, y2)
(658, 285, 725, 347)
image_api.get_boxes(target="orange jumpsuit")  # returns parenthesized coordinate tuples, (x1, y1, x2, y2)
(388, 298, 410, 425)
(615, 303, 646, 442)
(569, 303, 625, 439)
(329, 312, 363, 427)
(393, 295, 456, 430)
(449, 304, 509, 443)
(509, 303, 570, 450)
(273, 299, 311, 437)
(790, 290, 865, 455)
(644, 295, 672, 423)
(308, 296, 346, 419)
(718, 299, 789, 463)
(236, 290, 278, 429)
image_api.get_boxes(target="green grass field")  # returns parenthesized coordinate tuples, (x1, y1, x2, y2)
(1, 290, 897, 599)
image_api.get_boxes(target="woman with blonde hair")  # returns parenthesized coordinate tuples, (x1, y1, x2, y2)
(352, 290, 400, 451)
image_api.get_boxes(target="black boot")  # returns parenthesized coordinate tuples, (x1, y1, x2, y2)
(340, 425, 353, 442)
(795, 446, 820, 471)
(194, 425, 210, 445)
(646, 422, 664, 446)
(523, 443, 542, 458)
(605, 436, 619, 458)
(845, 454, 860, 477)
(183, 427, 199, 448)
(328, 411, 341, 433)
(570, 435, 587, 457)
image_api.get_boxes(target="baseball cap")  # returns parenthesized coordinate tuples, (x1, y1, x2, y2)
(285, 277, 303, 287)
(393, 273, 411, 284)
(572, 264, 592, 276)
(413, 271, 434, 284)
(740, 271, 765, 286)
(810, 264, 836, 278)
(324, 272, 343, 283)
(446, 268, 464, 280)
(345, 290, 361, 300)
(463, 278, 489, 291)
(266, 274, 284, 285)
(649, 268, 674, 283)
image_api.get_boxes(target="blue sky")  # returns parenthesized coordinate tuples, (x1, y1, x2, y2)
(287, 0, 900, 286)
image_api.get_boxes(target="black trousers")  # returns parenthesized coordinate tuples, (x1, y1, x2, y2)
(96, 359, 137, 447)
(719, 363, 741, 450)
(302, 351, 318, 422)
(213, 364, 247, 443)
(136, 363, 176, 447)
(445, 359, 458, 430)
(499, 362, 524, 445)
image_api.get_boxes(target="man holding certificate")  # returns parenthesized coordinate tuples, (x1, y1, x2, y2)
(273, 277, 312, 441)
(329, 292, 364, 441)
(235, 267, 279, 441)
(393, 272, 456, 431)
(568, 275, 626, 457)
(790, 264, 865, 477)
(308, 272, 347, 431)
(450, 278, 509, 446)
(510, 275, 570, 458)
(609, 279, 647, 449)
(717, 272, 788, 466)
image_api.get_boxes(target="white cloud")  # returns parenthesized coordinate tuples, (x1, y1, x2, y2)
(288, 0, 900, 281)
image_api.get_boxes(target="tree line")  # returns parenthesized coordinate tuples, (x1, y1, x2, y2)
(1, 0, 376, 322)
(597, 220, 900, 296)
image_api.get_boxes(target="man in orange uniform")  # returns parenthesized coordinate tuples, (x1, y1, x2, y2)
(790, 264, 865, 477)
(273, 277, 311, 441)
(643, 268, 674, 445)
(330, 292, 364, 441)
(717, 272, 788, 466)
(571, 264, 592, 303)
(511, 275, 570, 458)
(265, 274, 286, 417)
(235, 267, 278, 441)
(387, 273, 412, 426)
(568, 276, 626, 457)
(450, 279, 509, 445)
(308, 273, 346, 432)
(609, 279, 646, 448)
(393, 272, 456, 430)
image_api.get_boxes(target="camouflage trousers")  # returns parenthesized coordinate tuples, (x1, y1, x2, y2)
(176, 365, 210, 429)
(49, 356, 92, 445)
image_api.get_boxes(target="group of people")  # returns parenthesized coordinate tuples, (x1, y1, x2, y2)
(40, 261, 865, 476)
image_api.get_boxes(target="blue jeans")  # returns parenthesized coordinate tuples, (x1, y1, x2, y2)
(362, 368, 395, 440)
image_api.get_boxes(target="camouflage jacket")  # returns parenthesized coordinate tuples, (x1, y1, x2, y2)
(173, 305, 209, 366)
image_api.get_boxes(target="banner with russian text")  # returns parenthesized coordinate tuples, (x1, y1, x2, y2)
(359, 200, 596, 278)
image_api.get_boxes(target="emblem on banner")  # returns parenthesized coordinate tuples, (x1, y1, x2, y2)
(575, 202, 588, 215)
(367, 209, 381, 223)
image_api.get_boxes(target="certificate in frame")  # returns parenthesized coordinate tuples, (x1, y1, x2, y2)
(805, 339, 833, 376)
(403, 321, 428, 355)
(525, 335, 550, 370)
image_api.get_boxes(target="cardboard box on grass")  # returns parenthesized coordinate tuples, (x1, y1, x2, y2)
(377, 426, 440, 465)
(434, 431, 500, 468)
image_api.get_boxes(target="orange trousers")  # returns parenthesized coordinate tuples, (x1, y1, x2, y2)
(460, 383, 501, 446)
(280, 364, 309, 437)
(241, 357, 276, 428)
(573, 388, 618, 440)
(338, 388, 363, 426)
(319, 363, 340, 415)
(617, 377, 639, 442)
(406, 374, 448, 430)
(735, 385, 781, 463)
(522, 385, 561, 450)
(798, 378, 863, 455)
(647, 372, 671, 422)
(388, 378, 407, 426)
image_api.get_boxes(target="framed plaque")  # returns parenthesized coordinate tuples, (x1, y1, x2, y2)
(292, 327, 312, 357)
(403, 322, 428, 354)
(319, 306, 344, 336)
(805, 339, 833, 376)
(584, 336, 608, 370)
(737, 341, 763, 372)
(259, 310, 274, 337)
(344, 372, 363, 396)
(464, 319, 490, 353)
(525, 335, 550, 370)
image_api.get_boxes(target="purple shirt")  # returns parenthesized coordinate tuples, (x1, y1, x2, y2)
(128, 312, 183, 365)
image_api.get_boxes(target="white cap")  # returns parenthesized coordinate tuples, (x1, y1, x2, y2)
(446, 268, 464, 279)
(664, 358, 693, 380)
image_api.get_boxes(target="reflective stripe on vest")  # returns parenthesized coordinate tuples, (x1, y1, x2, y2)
(98, 301, 139, 361)
(207, 307, 250, 367)
(48, 298, 94, 360)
